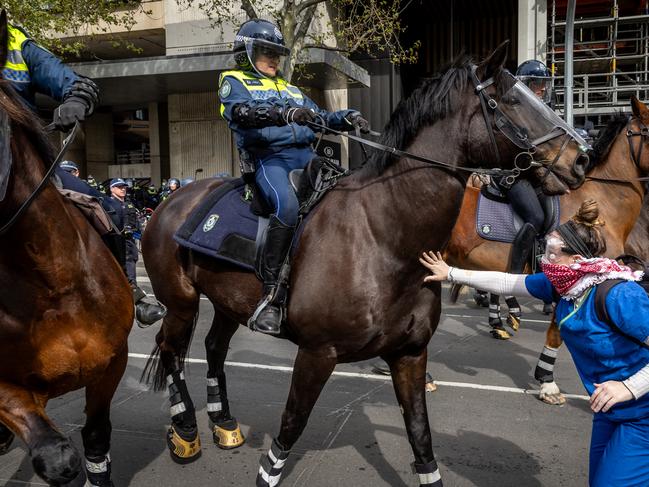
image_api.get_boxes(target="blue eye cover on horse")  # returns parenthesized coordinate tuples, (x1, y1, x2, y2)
(174, 179, 259, 270)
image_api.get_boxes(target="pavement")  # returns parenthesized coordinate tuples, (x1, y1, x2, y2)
(0, 263, 592, 486)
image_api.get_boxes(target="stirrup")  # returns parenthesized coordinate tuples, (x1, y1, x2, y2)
(247, 294, 274, 330)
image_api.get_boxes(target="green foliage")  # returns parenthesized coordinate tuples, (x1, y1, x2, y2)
(3, 0, 151, 55)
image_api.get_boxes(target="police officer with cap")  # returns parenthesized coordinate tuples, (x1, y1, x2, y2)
(110, 178, 166, 327)
(59, 160, 80, 178)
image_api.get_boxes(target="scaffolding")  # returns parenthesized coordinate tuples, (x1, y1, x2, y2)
(548, 0, 649, 126)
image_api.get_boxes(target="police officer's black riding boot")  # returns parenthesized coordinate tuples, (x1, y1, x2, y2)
(253, 216, 296, 335)
(510, 222, 538, 274)
(132, 284, 167, 328)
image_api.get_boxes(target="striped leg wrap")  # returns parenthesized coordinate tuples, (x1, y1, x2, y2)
(504, 296, 521, 316)
(488, 302, 502, 325)
(256, 438, 290, 487)
(412, 460, 443, 486)
(167, 371, 194, 420)
(207, 377, 222, 414)
(534, 346, 558, 383)
(85, 453, 111, 487)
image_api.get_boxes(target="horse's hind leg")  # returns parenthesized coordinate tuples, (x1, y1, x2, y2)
(0, 380, 85, 486)
(81, 347, 128, 487)
(489, 294, 511, 340)
(256, 348, 336, 487)
(535, 316, 566, 406)
(204, 312, 244, 449)
(386, 348, 442, 487)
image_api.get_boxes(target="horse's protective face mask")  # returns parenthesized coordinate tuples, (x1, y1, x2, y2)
(498, 80, 592, 151)
(0, 109, 12, 202)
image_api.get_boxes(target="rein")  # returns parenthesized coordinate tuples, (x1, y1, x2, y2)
(0, 121, 79, 236)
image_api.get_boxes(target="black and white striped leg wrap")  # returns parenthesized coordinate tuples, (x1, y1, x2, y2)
(504, 296, 521, 317)
(488, 301, 502, 325)
(167, 371, 194, 421)
(534, 346, 558, 383)
(207, 378, 222, 415)
(85, 453, 111, 486)
(256, 438, 290, 487)
(412, 460, 443, 486)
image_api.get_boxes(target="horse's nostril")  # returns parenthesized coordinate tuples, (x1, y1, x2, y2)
(573, 153, 589, 177)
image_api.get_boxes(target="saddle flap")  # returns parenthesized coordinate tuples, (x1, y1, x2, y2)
(288, 169, 303, 195)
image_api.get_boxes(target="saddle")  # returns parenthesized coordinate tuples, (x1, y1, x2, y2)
(476, 184, 560, 243)
(58, 188, 117, 236)
(174, 157, 346, 277)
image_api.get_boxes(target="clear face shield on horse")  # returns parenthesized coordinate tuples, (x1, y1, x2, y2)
(518, 76, 553, 105)
(245, 38, 290, 78)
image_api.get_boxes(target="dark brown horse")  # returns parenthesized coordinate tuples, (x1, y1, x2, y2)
(142, 45, 587, 486)
(0, 13, 133, 486)
(445, 97, 649, 405)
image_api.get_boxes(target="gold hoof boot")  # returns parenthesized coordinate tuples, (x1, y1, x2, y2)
(490, 326, 511, 340)
(507, 314, 521, 332)
(212, 418, 245, 450)
(167, 425, 201, 464)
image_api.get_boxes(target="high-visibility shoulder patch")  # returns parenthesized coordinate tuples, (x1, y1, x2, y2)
(219, 80, 232, 99)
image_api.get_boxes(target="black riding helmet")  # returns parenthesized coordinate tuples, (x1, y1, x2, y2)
(233, 19, 290, 77)
(516, 60, 552, 105)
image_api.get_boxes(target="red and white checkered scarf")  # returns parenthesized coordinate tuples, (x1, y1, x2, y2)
(541, 257, 643, 300)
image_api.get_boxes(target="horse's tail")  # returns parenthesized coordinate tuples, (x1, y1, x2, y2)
(141, 311, 200, 391)
(449, 283, 464, 303)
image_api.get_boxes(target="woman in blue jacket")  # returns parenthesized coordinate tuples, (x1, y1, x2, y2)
(421, 199, 649, 487)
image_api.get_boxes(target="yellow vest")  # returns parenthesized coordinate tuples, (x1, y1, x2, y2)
(4, 25, 30, 84)
(218, 70, 304, 118)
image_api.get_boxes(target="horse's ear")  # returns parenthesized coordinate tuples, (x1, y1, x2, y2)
(631, 96, 649, 123)
(0, 11, 7, 70)
(476, 40, 510, 80)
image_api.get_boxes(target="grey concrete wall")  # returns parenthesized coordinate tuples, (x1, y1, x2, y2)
(85, 113, 114, 181)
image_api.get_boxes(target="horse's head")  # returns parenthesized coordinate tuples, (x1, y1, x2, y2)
(628, 96, 649, 175)
(469, 42, 590, 193)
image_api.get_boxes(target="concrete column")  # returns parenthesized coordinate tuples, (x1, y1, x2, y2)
(518, 0, 548, 64)
(85, 112, 114, 181)
(148, 102, 162, 186)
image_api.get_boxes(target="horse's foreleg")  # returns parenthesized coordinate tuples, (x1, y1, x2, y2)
(386, 348, 442, 487)
(0, 380, 85, 486)
(504, 296, 521, 332)
(81, 347, 127, 487)
(256, 347, 336, 487)
(535, 316, 566, 406)
(489, 294, 511, 340)
(205, 315, 244, 449)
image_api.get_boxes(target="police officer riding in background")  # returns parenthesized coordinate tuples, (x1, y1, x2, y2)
(4, 20, 166, 326)
(219, 18, 369, 335)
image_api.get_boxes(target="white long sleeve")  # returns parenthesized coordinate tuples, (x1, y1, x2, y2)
(448, 268, 533, 298)
(623, 363, 649, 400)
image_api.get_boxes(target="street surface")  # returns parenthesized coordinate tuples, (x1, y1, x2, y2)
(0, 263, 592, 486)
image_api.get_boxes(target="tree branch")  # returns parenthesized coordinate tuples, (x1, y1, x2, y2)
(295, 5, 317, 41)
(241, 0, 258, 19)
(296, 0, 325, 16)
(302, 43, 350, 53)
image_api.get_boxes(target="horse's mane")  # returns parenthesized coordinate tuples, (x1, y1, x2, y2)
(361, 56, 511, 177)
(0, 79, 54, 164)
(589, 113, 629, 167)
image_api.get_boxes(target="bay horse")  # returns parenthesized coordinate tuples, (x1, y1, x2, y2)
(444, 96, 649, 405)
(0, 13, 133, 486)
(142, 44, 587, 487)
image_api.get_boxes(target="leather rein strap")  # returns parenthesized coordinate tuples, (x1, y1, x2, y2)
(0, 121, 79, 236)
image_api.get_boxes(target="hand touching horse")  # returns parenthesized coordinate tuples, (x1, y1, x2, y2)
(0, 13, 132, 486)
(445, 96, 649, 405)
(142, 44, 587, 487)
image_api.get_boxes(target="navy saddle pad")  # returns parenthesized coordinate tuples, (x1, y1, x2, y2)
(174, 178, 262, 271)
(476, 192, 560, 243)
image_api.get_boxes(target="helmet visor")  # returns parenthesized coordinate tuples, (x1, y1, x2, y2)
(518, 76, 553, 105)
(245, 38, 289, 78)
(499, 80, 591, 150)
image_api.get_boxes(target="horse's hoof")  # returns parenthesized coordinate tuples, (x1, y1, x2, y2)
(507, 314, 520, 332)
(166, 425, 201, 464)
(212, 418, 245, 449)
(538, 382, 566, 406)
(0, 430, 14, 455)
(490, 326, 511, 340)
(425, 372, 437, 392)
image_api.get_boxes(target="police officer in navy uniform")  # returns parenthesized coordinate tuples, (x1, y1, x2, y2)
(59, 160, 80, 178)
(160, 177, 180, 201)
(219, 19, 369, 334)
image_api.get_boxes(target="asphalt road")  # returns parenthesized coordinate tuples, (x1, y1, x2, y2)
(0, 263, 592, 486)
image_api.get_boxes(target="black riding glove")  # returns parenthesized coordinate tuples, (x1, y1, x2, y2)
(345, 112, 370, 133)
(282, 107, 316, 126)
(53, 97, 88, 131)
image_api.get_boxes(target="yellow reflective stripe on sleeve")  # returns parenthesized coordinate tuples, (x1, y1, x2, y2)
(4, 26, 30, 82)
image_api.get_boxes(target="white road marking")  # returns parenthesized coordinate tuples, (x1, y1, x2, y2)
(445, 313, 551, 324)
(126, 353, 588, 401)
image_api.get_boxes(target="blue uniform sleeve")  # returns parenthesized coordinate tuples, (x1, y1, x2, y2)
(300, 95, 357, 131)
(604, 282, 649, 343)
(22, 41, 78, 102)
(524, 273, 556, 303)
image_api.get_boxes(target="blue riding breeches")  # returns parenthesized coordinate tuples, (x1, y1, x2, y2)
(254, 146, 315, 226)
(589, 414, 649, 486)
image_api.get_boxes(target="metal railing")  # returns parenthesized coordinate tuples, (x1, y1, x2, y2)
(116, 149, 151, 165)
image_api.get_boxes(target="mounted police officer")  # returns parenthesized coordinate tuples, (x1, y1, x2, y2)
(219, 18, 369, 334)
(4, 22, 166, 326)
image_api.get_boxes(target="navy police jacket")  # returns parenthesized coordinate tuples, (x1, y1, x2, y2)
(218, 69, 357, 155)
